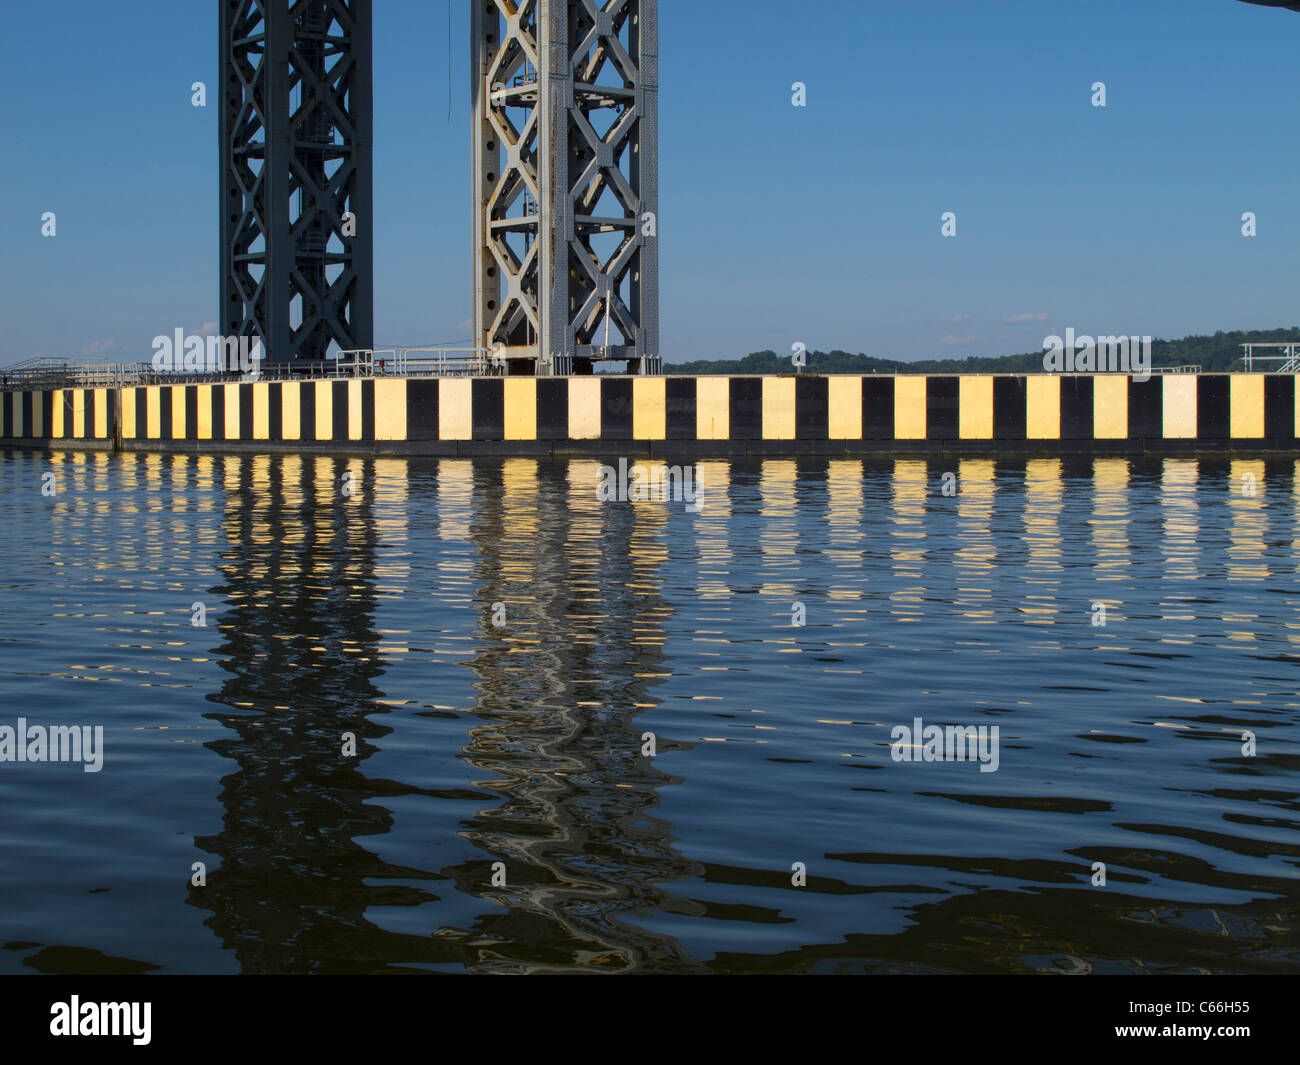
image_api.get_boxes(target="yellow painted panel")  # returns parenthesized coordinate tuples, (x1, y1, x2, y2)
(696, 377, 729, 440)
(32, 392, 44, 438)
(569, 378, 602, 439)
(762, 377, 796, 440)
(72, 390, 86, 438)
(347, 380, 363, 441)
(121, 389, 135, 439)
(279, 382, 301, 441)
(1231, 374, 1265, 438)
(251, 383, 269, 440)
(51, 391, 65, 438)
(195, 386, 213, 440)
(959, 376, 994, 439)
(171, 387, 186, 440)
(504, 378, 538, 441)
(145, 386, 161, 440)
(828, 377, 863, 439)
(1093, 376, 1128, 439)
(1026, 376, 1060, 439)
(633, 378, 666, 440)
(374, 379, 406, 441)
(439, 378, 473, 441)
(223, 384, 240, 439)
(93, 389, 108, 438)
(894, 377, 927, 439)
(315, 381, 332, 441)
(1162, 376, 1197, 439)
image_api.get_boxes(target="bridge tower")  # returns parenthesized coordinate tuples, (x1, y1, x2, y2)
(472, 0, 660, 376)
(220, 0, 374, 366)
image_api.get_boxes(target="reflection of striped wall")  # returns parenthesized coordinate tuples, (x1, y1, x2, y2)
(2, 375, 1298, 450)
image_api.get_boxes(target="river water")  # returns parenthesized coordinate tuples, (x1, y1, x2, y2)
(0, 449, 1297, 973)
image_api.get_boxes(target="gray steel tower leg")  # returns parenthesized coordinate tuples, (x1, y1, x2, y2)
(474, 0, 660, 376)
(221, 0, 374, 368)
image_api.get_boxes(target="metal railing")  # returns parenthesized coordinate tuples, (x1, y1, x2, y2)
(1, 349, 421, 390)
(0, 358, 151, 390)
(1242, 344, 1300, 373)
(393, 348, 490, 377)
(0, 349, 743, 386)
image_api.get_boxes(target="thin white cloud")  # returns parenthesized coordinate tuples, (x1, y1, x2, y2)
(939, 335, 975, 345)
(80, 339, 117, 356)
(1002, 313, 1050, 323)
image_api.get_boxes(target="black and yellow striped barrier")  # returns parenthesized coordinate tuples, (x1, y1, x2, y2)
(2, 374, 1297, 452)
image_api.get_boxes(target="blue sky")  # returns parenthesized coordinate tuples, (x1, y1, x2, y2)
(2, 0, 1298, 366)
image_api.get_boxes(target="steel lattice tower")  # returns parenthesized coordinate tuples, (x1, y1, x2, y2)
(220, 0, 374, 366)
(473, 0, 660, 376)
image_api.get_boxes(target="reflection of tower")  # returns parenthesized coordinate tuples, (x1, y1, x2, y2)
(436, 458, 701, 973)
(190, 454, 446, 973)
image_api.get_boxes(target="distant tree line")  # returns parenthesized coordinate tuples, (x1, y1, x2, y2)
(668, 328, 1300, 375)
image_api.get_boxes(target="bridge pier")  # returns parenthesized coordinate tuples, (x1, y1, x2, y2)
(472, 0, 660, 377)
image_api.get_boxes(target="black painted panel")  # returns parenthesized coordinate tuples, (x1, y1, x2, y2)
(666, 377, 696, 441)
(473, 379, 505, 441)
(729, 378, 763, 440)
(926, 377, 959, 440)
(993, 377, 1026, 440)
(795, 376, 829, 440)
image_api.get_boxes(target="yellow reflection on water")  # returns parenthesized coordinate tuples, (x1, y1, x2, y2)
(889, 460, 928, 620)
(1227, 459, 1268, 585)
(826, 460, 867, 603)
(1091, 461, 1131, 628)
(1224, 459, 1268, 645)
(694, 460, 733, 602)
(954, 459, 997, 622)
(758, 459, 799, 600)
(1156, 460, 1201, 642)
(1022, 459, 1063, 624)
(566, 459, 608, 629)
(437, 460, 474, 542)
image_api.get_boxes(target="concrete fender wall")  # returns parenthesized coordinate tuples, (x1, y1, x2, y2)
(0, 374, 1293, 453)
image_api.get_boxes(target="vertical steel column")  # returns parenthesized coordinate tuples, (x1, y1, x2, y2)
(631, 4, 659, 371)
(538, 2, 569, 372)
(221, 0, 373, 366)
(474, 0, 660, 376)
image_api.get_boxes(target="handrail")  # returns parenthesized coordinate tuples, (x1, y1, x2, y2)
(396, 347, 492, 377)
(0, 347, 496, 389)
(1242, 343, 1300, 373)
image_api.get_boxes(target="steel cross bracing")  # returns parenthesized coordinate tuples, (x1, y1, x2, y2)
(473, 0, 660, 376)
(220, 0, 374, 366)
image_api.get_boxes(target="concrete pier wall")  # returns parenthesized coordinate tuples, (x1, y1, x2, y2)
(1, 374, 1297, 454)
